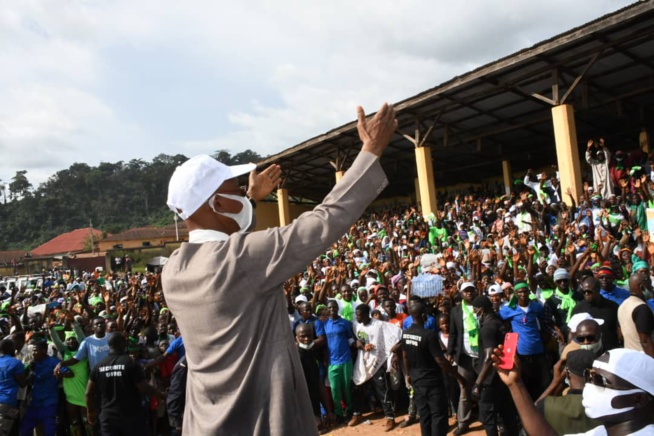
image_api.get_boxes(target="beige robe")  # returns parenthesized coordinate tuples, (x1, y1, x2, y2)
(162, 151, 388, 435)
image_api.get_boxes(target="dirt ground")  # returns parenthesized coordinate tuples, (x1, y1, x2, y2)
(328, 413, 486, 436)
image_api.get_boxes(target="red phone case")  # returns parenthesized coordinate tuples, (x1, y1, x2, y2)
(500, 333, 519, 370)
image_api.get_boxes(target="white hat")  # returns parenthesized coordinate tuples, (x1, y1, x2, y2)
(488, 284, 503, 296)
(460, 282, 475, 292)
(350, 279, 360, 288)
(593, 349, 654, 396)
(567, 313, 604, 333)
(295, 295, 308, 303)
(167, 154, 255, 220)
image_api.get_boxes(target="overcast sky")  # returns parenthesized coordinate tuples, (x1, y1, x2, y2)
(0, 0, 634, 189)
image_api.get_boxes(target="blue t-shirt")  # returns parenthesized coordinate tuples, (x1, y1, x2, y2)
(75, 335, 110, 371)
(323, 317, 354, 365)
(498, 301, 545, 356)
(0, 355, 24, 407)
(402, 315, 437, 331)
(30, 356, 62, 408)
(292, 316, 325, 338)
(647, 298, 654, 313)
(600, 286, 630, 306)
(166, 336, 185, 361)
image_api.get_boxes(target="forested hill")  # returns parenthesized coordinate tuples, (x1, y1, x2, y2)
(0, 149, 263, 250)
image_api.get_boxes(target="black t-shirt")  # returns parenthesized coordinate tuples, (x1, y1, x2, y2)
(90, 353, 146, 421)
(401, 324, 444, 387)
(571, 298, 621, 350)
(298, 347, 321, 416)
(633, 304, 654, 334)
(477, 315, 505, 387)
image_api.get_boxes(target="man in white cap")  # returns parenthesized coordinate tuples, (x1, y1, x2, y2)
(446, 282, 479, 435)
(161, 104, 397, 435)
(493, 347, 654, 435)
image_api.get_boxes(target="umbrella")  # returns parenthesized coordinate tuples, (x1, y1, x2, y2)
(147, 256, 169, 267)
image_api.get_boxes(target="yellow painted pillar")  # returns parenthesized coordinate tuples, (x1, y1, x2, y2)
(502, 160, 512, 196)
(551, 104, 582, 206)
(335, 170, 344, 183)
(414, 146, 437, 217)
(277, 188, 290, 227)
(414, 178, 421, 206)
(640, 129, 650, 153)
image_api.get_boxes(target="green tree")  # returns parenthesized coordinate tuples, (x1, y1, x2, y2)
(8, 170, 32, 200)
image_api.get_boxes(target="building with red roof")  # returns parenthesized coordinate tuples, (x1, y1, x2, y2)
(31, 228, 102, 257)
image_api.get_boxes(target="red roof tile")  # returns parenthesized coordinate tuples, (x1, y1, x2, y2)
(31, 228, 103, 257)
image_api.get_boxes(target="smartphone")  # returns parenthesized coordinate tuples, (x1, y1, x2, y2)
(500, 333, 519, 370)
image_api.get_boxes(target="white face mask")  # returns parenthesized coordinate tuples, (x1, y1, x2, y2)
(298, 342, 314, 350)
(582, 383, 643, 419)
(210, 194, 253, 233)
(579, 339, 603, 355)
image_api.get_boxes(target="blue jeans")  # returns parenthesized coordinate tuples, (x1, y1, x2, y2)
(21, 403, 57, 436)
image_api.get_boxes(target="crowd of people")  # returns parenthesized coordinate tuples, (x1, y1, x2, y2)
(0, 135, 652, 436)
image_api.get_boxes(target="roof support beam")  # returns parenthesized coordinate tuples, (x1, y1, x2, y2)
(560, 50, 603, 104)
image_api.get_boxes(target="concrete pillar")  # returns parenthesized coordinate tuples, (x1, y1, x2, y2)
(277, 188, 290, 227)
(414, 178, 421, 206)
(414, 146, 437, 217)
(551, 104, 582, 206)
(502, 160, 512, 196)
(335, 170, 344, 183)
(640, 128, 650, 154)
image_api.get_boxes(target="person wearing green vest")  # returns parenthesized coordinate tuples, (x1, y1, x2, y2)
(445, 282, 479, 436)
(49, 323, 89, 436)
(335, 285, 357, 322)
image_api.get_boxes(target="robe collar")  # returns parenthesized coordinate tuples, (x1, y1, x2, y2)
(189, 229, 229, 243)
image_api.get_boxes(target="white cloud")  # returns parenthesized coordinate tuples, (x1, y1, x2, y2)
(0, 0, 633, 188)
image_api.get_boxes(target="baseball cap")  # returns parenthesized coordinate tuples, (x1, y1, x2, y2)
(593, 349, 654, 396)
(567, 313, 604, 333)
(167, 154, 256, 220)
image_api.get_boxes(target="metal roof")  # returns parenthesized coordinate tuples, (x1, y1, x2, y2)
(259, 1, 654, 203)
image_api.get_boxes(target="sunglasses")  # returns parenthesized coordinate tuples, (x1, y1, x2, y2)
(574, 335, 597, 344)
(582, 290, 594, 295)
(583, 368, 632, 391)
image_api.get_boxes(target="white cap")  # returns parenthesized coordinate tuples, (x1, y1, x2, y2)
(167, 154, 255, 220)
(488, 284, 503, 296)
(593, 349, 654, 396)
(295, 295, 308, 303)
(567, 312, 604, 333)
(460, 282, 475, 292)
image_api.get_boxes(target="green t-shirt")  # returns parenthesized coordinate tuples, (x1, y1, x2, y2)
(428, 227, 448, 245)
(63, 349, 89, 407)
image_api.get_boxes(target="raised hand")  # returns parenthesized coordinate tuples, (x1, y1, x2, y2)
(358, 103, 398, 157)
(247, 164, 283, 202)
